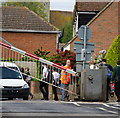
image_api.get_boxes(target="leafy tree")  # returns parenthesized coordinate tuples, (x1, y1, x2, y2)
(2, 2, 47, 20)
(59, 17, 73, 43)
(105, 35, 120, 68)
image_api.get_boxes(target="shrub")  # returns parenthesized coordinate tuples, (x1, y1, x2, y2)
(92, 49, 107, 64)
(34, 47, 50, 59)
(47, 50, 76, 70)
(105, 35, 120, 68)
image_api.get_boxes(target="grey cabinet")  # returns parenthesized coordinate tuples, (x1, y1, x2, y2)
(80, 68, 107, 102)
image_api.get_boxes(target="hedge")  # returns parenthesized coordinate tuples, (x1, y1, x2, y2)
(105, 35, 120, 68)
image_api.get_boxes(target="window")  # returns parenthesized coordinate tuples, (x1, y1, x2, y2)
(0, 67, 22, 79)
(78, 13, 97, 29)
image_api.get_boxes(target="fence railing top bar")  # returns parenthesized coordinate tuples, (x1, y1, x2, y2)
(0, 41, 11, 49)
(0, 41, 77, 75)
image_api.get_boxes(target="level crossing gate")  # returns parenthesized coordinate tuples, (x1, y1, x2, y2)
(0, 39, 80, 101)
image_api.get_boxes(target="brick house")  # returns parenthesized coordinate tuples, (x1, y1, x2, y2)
(1, 6, 60, 55)
(62, 1, 119, 53)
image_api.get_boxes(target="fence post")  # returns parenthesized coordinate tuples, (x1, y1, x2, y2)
(49, 84, 53, 100)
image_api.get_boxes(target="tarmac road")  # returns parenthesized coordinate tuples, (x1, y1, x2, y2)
(1, 100, 120, 118)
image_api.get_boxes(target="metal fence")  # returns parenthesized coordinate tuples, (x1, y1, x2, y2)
(0, 41, 80, 101)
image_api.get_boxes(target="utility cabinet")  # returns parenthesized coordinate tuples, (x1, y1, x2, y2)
(80, 67, 107, 102)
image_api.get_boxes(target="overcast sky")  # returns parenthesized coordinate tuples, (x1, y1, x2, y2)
(50, 0, 75, 12)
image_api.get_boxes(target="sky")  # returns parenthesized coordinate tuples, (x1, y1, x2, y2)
(50, 0, 75, 12)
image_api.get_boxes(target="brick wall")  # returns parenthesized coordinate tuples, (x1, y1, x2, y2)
(70, 2, 119, 53)
(70, 37, 79, 52)
(2, 32, 57, 55)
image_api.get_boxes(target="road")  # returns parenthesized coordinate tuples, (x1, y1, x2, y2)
(1, 100, 120, 118)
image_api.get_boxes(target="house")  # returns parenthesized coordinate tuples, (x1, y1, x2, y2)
(73, 1, 107, 37)
(63, 1, 119, 53)
(1, 6, 60, 55)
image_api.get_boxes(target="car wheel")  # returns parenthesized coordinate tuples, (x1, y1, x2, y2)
(23, 96, 28, 100)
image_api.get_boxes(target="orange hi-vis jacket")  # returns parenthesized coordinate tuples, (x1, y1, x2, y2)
(60, 65, 70, 84)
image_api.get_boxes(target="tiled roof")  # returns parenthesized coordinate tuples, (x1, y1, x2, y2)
(1, 6, 59, 32)
(73, 2, 108, 23)
(76, 2, 108, 11)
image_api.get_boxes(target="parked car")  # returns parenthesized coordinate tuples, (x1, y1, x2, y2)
(0, 62, 29, 100)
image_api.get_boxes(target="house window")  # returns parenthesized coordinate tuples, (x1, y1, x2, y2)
(78, 12, 98, 29)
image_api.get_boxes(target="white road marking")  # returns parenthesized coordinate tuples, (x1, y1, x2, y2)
(72, 102, 81, 107)
(60, 101, 81, 107)
(97, 107, 118, 114)
(60, 101, 104, 105)
(76, 102, 104, 104)
(103, 104, 120, 110)
(109, 102, 120, 106)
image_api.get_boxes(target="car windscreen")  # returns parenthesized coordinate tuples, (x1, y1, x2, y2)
(0, 67, 22, 79)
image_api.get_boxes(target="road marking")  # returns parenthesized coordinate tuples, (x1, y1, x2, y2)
(103, 104, 120, 110)
(60, 101, 104, 105)
(108, 102, 120, 106)
(97, 107, 118, 114)
(72, 102, 81, 107)
(60, 101, 81, 107)
(76, 102, 104, 104)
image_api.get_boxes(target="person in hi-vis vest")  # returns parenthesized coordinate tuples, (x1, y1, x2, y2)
(60, 60, 71, 101)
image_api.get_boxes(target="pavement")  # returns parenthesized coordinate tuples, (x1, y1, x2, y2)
(1, 100, 120, 118)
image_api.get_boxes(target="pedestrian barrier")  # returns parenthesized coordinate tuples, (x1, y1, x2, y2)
(0, 40, 80, 101)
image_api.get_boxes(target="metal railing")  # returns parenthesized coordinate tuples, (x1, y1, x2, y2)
(0, 41, 80, 101)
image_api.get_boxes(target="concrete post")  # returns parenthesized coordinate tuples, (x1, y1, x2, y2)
(101, 66, 107, 102)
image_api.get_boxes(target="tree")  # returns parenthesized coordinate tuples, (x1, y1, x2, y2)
(2, 2, 47, 20)
(105, 35, 120, 68)
(59, 17, 73, 43)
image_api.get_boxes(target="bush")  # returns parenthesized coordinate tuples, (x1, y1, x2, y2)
(47, 50, 76, 70)
(92, 50, 107, 64)
(34, 47, 50, 59)
(105, 35, 120, 68)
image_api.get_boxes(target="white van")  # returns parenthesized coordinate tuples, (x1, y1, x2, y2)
(0, 62, 29, 100)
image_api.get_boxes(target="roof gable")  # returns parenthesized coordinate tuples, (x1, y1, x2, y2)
(63, 1, 115, 48)
(1, 6, 59, 32)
